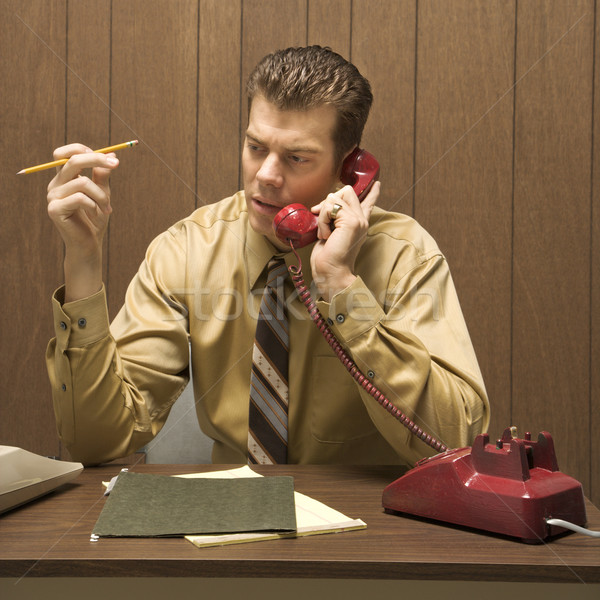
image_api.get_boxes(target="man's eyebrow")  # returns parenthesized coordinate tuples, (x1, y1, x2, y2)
(245, 133, 264, 145)
(287, 144, 321, 154)
(244, 132, 321, 154)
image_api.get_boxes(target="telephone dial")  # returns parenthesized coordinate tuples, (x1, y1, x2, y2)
(273, 148, 591, 544)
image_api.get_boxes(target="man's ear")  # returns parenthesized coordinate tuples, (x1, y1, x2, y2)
(336, 146, 357, 179)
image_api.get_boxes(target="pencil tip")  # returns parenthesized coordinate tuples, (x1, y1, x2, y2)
(17, 170, 25, 175)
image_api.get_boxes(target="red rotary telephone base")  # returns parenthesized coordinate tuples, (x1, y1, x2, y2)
(382, 428, 587, 543)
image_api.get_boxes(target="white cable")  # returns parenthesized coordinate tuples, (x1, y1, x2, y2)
(546, 518, 600, 537)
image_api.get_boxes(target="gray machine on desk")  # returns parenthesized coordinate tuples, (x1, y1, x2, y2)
(0, 445, 82, 513)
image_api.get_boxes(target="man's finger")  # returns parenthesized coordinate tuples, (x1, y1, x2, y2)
(52, 143, 93, 161)
(92, 154, 119, 191)
(359, 180, 380, 219)
(55, 152, 119, 185)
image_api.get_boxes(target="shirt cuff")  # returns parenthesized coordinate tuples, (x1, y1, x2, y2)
(316, 276, 385, 342)
(52, 284, 110, 350)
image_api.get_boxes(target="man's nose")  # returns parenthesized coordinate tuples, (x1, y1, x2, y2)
(256, 153, 283, 187)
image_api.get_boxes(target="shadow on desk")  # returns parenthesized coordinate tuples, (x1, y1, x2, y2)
(1, 578, 599, 600)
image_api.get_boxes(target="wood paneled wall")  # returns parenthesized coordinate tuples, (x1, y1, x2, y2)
(2, 1, 598, 505)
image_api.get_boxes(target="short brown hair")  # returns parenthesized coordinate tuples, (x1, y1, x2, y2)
(246, 46, 373, 167)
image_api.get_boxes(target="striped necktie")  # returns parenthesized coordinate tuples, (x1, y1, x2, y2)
(248, 257, 289, 464)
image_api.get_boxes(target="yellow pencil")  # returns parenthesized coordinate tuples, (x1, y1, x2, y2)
(17, 140, 139, 175)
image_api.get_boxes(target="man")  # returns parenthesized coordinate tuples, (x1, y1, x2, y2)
(46, 46, 489, 466)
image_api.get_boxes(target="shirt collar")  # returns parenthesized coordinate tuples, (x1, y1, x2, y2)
(243, 198, 315, 290)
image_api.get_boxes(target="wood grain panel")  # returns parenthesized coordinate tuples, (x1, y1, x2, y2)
(66, 1, 111, 148)
(66, 0, 111, 299)
(414, 0, 515, 438)
(352, 0, 416, 215)
(307, 0, 351, 54)
(1, 1, 598, 493)
(0, 1, 66, 455)
(513, 0, 594, 494)
(108, 0, 199, 317)
(241, 0, 307, 71)
(239, 0, 307, 159)
(197, 0, 242, 206)
(590, 2, 600, 507)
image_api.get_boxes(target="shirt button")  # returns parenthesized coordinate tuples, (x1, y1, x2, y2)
(59, 321, 67, 330)
(61, 383, 67, 391)
(367, 370, 375, 378)
(326, 318, 333, 326)
(336, 314, 345, 323)
(78, 318, 87, 328)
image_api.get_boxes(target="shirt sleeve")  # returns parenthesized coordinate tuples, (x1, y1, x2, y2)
(46, 231, 191, 466)
(316, 253, 490, 464)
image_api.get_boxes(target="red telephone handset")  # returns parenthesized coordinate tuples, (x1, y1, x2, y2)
(273, 148, 380, 248)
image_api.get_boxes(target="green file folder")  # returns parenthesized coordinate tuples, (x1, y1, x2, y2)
(92, 471, 297, 537)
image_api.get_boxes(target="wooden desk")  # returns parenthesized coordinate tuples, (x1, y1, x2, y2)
(1, 464, 599, 583)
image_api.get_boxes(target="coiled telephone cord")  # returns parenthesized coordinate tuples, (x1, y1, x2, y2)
(288, 243, 448, 454)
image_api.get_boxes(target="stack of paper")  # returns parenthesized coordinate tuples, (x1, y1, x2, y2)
(96, 466, 366, 547)
(180, 466, 366, 548)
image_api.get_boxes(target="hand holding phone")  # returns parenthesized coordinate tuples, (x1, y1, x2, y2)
(273, 148, 380, 248)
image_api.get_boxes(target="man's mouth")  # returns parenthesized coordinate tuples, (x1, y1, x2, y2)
(252, 196, 284, 216)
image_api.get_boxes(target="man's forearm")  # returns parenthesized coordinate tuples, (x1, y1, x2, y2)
(64, 248, 103, 302)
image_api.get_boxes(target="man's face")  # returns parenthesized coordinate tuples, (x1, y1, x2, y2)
(242, 96, 339, 250)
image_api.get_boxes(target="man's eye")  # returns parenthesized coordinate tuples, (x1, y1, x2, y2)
(290, 155, 307, 164)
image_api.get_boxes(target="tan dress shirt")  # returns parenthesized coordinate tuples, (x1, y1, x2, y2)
(46, 191, 489, 466)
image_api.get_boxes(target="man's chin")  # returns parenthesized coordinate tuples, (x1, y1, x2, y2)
(262, 228, 291, 251)
(271, 236, 292, 252)
(248, 214, 288, 250)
